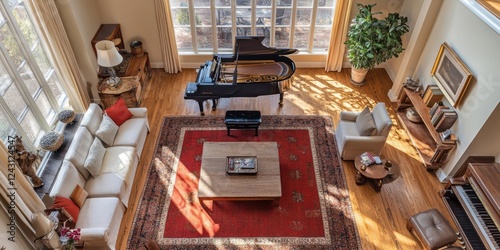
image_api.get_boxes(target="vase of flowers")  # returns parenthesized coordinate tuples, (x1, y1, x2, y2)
(59, 226, 81, 250)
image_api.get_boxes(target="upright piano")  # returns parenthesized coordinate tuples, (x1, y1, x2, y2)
(184, 36, 298, 115)
(440, 162, 500, 249)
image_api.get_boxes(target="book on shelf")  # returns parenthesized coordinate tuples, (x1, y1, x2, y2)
(429, 101, 444, 117)
(435, 112, 458, 132)
(422, 85, 444, 107)
(431, 106, 455, 127)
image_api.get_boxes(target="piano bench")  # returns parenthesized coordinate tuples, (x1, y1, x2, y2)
(224, 110, 262, 136)
(407, 209, 458, 250)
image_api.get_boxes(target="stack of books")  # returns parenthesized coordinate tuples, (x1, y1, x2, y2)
(429, 102, 458, 132)
(422, 85, 444, 107)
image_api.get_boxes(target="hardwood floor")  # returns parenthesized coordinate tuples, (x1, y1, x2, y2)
(115, 68, 455, 250)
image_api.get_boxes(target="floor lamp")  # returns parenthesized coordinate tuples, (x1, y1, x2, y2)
(95, 40, 123, 89)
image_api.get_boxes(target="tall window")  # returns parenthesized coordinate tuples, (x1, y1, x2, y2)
(171, 0, 335, 53)
(0, 0, 67, 152)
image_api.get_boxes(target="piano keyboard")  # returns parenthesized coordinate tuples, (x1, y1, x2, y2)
(455, 185, 500, 249)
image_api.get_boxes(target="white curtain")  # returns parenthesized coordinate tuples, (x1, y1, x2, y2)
(325, 0, 354, 72)
(154, 0, 182, 74)
(0, 140, 46, 247)
(24, 0, 90, 112)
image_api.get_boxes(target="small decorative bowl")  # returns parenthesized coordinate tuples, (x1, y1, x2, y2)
(40, 132, 64, 151)
(406, 107, 423, 123)
(58, 110, 75, 124)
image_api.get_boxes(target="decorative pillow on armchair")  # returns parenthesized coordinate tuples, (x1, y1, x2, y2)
(105, 98, 132, 126)
(51, 196, 79, 223)
(96, 115, 119, 146)
(356, 107, 377, 136)
(70, 185, 88, 208)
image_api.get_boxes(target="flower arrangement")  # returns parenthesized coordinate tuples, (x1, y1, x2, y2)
(59, 227, 81, 249)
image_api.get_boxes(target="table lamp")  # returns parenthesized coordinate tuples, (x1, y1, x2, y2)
(96, 40, 123, 89)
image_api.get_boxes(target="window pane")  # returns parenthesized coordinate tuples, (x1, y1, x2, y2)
(193, 0, 209, 7)
(236, 0, 251, 7)
(12, 3, 37, 48)
(171, 0, 188, 7)
(217, 27, 232, 48)
(277, 0, 293, 7)
(19, 63, 40, 97)
(173, 8, 190, 26)
(297, 8, 312, 25)
(0, 112, 15, 142)
(294, 27, 310, 49)
(35, 90, 53, 117)
(20, 110, 40, 144)
(4, 83, 27, 120)
(275, 27, 290, 47)
(32, 43, 51, 76)
(257, 0, 271, 7)
(0, 63, 12, 95)
(216, 9, 232, 25)
(319, 0, 335, 7)
(298, 0, 313, 7)
(257, 8, 272, 25)
(46, 73, 65, 105)
(236, 27, 251, 36)
(196, 27, 213, 49)
(176, 27, 192, 49)
(0, 24, 24, 67)
(316, 8, 333, 25)
(195, 9, 211, 26)
(276, 8, 292, 25)
(313, 27, 331, 50)
(215, 0, 231, 7)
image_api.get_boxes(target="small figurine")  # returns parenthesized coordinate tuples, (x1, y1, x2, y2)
(10, 135, 44, 188)
(403, 77, 421, 92)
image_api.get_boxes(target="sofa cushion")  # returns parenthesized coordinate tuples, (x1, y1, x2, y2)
(80, 103, 103, 135)
(70, 185, 88, 208)
(100, 146, 136, 186)
(105, 98, 132, 126)
(84, 173, 125, 199)
(84, 138, 106, 177)
(49, 161, 86, 198)
(95, 115, 119, 146)
(65, 127, 93, 179)
(114, 118, 148, 148)
(356, 107, 377, 136)
(52, 196, 80, 223)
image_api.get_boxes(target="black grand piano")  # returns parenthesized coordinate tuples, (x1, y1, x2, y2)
(184, 36, 298, 115)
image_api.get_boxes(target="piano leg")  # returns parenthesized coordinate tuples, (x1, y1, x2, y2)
(279, 93, 284, 105)
(211, 99, 218, 111)
(196, 100, 205, 116)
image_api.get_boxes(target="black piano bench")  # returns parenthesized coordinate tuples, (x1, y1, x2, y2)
(407, 209, 458, 250)
(224, 110, 262, 136)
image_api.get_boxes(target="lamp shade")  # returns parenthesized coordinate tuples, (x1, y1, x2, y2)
(31, 212, 55, 238)
(96, 40, 123, 67)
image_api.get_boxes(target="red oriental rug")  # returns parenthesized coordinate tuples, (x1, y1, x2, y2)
(127, 116, 360, 249)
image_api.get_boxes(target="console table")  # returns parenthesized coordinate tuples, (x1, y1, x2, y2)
(397, 88, 456, 170)
(98, 77, 141, 108)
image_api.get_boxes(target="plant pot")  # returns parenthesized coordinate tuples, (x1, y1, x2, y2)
(350, 68, 368, 86)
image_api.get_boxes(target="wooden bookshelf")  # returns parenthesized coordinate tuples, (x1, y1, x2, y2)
(397, 88, 456, 170)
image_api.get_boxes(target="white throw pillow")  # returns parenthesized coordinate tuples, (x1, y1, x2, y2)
(356, 107, 377, 136)
(96, 115, 119, 146)
(84, 138, 106, 177)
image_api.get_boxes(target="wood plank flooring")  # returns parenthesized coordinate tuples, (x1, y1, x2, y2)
(115, 68, 456, 250)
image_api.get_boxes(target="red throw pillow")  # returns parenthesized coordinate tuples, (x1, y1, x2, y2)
(105, 98, 132, 126)
(51, 196, 80, 223)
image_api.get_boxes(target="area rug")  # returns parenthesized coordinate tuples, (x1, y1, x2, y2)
(127, 116, 360, 249)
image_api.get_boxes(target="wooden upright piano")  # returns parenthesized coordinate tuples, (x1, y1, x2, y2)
(440, 162, 500, 249)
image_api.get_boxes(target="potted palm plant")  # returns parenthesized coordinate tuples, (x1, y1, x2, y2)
(345, 3, 409, 85)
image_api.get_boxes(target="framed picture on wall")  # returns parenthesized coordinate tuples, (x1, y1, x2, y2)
(431, 42, 473, 108)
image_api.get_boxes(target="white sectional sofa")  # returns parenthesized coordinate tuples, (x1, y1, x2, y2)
(49, 103, 149, 249)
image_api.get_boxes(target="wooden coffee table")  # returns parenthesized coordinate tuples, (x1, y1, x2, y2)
(354, 154, 400, 192)
(198, 142, 281, 200)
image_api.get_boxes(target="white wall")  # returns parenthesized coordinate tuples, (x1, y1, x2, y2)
(411, 0, 500, 181)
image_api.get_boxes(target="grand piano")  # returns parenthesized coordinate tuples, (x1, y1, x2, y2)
(184, 36, 298, 115)
(440, 162, 500, 249)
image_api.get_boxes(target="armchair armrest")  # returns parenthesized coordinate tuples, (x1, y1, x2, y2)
(340, 111, 359, 121)
(79, 227, 108, 242)
(342, 135, 388, 154)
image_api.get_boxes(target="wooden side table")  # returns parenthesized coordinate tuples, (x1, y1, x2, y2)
(98, 52, 151, 89)
(98, 77, 142, 108)
(354, 154, 400, 192)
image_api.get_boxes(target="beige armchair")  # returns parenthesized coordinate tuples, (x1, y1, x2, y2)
(335, 102, 393, 160)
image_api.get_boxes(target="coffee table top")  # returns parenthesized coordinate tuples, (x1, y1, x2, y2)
(198, 142, 281, 200)
(354, 154, 400, 182)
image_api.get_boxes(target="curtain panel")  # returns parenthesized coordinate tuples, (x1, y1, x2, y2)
(325, 0, 354, 72)
(24, 0, 90, 112)
(154, 0, 182, 74)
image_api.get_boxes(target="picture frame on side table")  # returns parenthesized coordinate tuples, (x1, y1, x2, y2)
(431, 42, 472, 108)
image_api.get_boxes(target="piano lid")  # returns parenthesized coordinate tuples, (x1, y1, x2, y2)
(235, 36, 298, 56)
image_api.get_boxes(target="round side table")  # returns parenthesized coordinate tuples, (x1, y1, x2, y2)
(354, 154, 400, 192)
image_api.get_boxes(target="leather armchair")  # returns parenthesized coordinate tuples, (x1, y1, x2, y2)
(335, 102, 392, 160)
